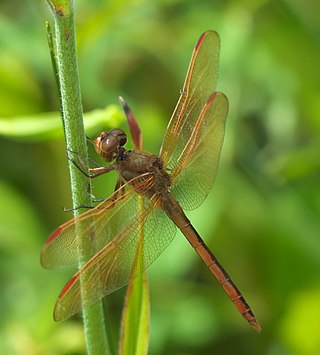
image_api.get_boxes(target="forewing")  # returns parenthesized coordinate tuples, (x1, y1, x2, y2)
(53, 195, 176, 321)
(160, 30, 220, 169)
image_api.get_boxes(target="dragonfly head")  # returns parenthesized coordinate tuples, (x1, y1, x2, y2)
(95, 128, 127, 162)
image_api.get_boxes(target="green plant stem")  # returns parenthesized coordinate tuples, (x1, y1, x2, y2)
(46, 1, 109, 354)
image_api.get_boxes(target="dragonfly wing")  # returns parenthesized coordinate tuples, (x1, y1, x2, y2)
(171, 93, 228, 210)
(41, 176, 148, 268)
(159, 30, 228, 210)
(53, 195, 176, 321)
(160, 30, 220, 168)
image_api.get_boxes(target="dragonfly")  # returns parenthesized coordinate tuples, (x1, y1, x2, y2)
(41, 30, 260, 332)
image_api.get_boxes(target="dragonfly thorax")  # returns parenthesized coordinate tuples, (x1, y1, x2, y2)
(116, 150, 172, 197)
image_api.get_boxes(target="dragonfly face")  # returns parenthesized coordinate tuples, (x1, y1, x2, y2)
(41, 30, 260, 332)
(95, 128, 127, 162)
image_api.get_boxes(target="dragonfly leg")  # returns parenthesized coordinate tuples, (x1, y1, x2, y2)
(88, 155, 101, 168)
(67, 148, 101, 170)
(67, 150, 115, 178)
(63, 194, 113, 212)
(85, 134, 95, 145)
(64, 177, 125, 213)
(63, 205, 95, 212)
(78, 178, 126, 209)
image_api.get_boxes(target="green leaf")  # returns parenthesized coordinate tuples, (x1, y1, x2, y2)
(0, 105, 124, 141)
(120, 271, 150, 355)
(119, 230, 150, 355)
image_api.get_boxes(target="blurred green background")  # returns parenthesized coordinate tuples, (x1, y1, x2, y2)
(1, 0, 320, 354)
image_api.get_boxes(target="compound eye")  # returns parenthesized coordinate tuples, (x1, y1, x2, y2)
(101, 134, 117, 154)
(118, 133, 127, 147)
(109, 128, 127, 147)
